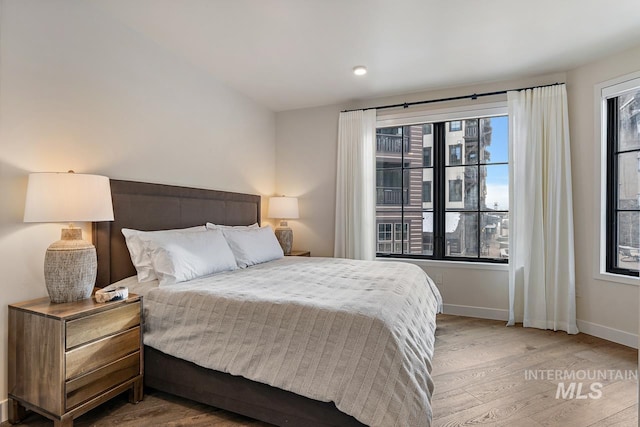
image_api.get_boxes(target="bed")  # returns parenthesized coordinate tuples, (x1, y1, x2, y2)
(93, 179, 441, 427)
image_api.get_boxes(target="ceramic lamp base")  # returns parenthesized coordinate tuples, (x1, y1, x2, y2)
(44, 227, 97, 303)
(274, 227, 293, 255)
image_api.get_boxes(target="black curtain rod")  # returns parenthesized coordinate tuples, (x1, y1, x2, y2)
(341, 82, 564, 113)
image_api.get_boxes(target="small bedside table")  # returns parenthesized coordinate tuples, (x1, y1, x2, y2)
(287, 250, 311, 257)
(8, 294, 143, 427)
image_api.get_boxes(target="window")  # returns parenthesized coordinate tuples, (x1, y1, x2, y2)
(376, 114, 509, 262)
(448, 179, 462, 202)
(605, 81, 640, 276)
(422, 233, 433, 254)
(377, 223, 392, 253)
(423, 147, 432, 167)
(376, 222, 407, 254)
(449, 143, 462, 165)
(394, 223, 409, 253)
(422, 181, 432, 203)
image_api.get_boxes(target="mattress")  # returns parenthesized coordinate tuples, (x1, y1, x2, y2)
(118, 257, 442, 427)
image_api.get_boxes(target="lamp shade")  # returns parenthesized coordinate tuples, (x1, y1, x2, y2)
(268, 196, 299, 219)
(24, 172, 114, 223)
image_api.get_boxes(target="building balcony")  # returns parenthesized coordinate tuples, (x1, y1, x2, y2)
(377, 187, 407, 205)
(376, 134, 409, 153)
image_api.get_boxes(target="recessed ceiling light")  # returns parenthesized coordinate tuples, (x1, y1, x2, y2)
(353, 65, 367, 76)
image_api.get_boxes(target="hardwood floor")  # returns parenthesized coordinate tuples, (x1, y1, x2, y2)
(3, 391, 271, 427)
(432, 315, 637, 427)
(4, 314, 637, 426)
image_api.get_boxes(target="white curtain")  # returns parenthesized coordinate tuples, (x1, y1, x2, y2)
(334, 109, 377, 260)
(507, 84, 578, 334)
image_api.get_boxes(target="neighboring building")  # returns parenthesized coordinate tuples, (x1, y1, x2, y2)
(375, 126, 422, 254)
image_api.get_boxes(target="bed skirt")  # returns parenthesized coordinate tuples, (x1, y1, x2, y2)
(144, 346, 367, 427)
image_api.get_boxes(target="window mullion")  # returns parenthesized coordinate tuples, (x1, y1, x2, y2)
(606, 97, 619, 273)
(401, 126, 406, 255)
(477, 119, 482, 259)
(433, 122, 446, 259)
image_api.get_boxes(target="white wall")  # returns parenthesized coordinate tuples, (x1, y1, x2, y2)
(0, 0, 276, 412)
(275, 103, 346, 256)
(566, 43, 640, 347)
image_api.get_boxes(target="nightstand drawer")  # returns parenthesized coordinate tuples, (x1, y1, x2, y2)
(66, 302, 141, 349)
(65, 352, 140, 410)
(66, 327, 140, 380)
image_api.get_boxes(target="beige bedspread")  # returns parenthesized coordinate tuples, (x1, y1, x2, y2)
(124, 257, 442, 427)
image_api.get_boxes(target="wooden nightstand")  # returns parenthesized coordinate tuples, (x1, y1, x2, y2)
(8, 294, 143, 427)
(287, 250, 311, 257)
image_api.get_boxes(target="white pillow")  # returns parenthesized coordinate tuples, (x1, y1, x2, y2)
(206, 222, 259, 230)
(146, 229, 237, 286)
(222, 226, 284, 268)
(122, 226, 205, 282)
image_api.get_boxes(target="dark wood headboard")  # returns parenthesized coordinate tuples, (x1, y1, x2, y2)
(93, 179, 261, 287)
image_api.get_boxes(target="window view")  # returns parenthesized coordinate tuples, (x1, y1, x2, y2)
(376, 116, 509, 261)
(606, 87, 640, 276)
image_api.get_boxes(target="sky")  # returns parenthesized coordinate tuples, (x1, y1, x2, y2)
(484, 116, 509, 211)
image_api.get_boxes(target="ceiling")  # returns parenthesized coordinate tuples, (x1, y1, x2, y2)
(91, 0, 640, 112)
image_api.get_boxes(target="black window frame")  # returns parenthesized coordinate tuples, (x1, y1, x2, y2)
(376, 117, 509, 264)
(605, 94, 640, 277)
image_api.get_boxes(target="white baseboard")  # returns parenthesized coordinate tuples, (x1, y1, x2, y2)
(577, 319, 638, 349)
(442, 304, 638, 349)
(442, 304, 509, 321)
(1, 398, 7, 423)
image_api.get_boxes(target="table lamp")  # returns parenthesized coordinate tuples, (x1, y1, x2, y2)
(268, 196, 299, 255)
(24, 171, 114, 303)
